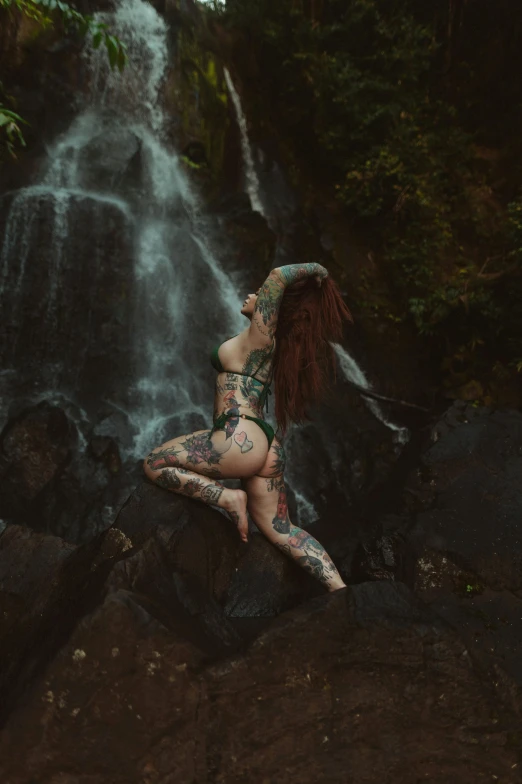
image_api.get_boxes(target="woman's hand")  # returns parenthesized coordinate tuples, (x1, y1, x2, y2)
(276, 263, 329, 287)
(313, 264, 328, 286)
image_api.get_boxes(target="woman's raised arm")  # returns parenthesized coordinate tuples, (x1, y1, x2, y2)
(249, 263, 328, 344)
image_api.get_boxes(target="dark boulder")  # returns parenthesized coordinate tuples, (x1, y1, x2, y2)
(0, 588, 207, 784)
(0, 401, 77, 523)
(351, 514, 416, 586)
(0, 400, 136, 544)
(113, 481, 240, 603)
(0, 523, 131, 724)
(1, 582, 519, 783)
(407, 403, 522, 592)
(223, 531, 321, 618)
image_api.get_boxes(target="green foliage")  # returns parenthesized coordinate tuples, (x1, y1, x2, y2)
(0, 103, 27, 157)
(207, 0, 522, 382)
(0, 0, 127, 158)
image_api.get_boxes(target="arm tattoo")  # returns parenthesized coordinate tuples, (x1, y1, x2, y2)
(278, 263, 327, 286)
(251, 272, 285, 340)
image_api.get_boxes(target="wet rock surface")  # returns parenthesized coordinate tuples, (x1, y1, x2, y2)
(0, 582, 520, 783)
(0, 523, 129, 723)
(403, 402, 522, 694)
(0, 439, 522, 782)
(0, 402, 137, 544)
(408, 402, 522, 592)
(0, 402, 77, 523)
(223, 531, 321, 618)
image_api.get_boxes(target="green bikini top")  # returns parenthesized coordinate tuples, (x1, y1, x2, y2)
(210, 337, 273, 411)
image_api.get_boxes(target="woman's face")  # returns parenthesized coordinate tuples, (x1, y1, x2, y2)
(241, 289, 259, 319)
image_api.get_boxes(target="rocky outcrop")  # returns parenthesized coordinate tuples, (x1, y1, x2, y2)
(0, 402, 136, 544)
(0, 523, 131, 723)
(1, 423, 522, 783)
(0, 582, 520, 783)
(409, 402, 522, 592)
(402, 402, 522, 694)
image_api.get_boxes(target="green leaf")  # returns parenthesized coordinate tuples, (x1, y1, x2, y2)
(117, 46, 126, 72)
(107, 37, 117, 68)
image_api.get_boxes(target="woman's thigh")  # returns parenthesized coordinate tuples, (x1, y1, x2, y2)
(145, 423, 269, 480)
(241, 437, 287, 520)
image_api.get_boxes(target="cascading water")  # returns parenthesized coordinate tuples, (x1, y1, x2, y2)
(0, 0, 406, 539)
(0, 0, 245, 457)
(223, 68, 267, 219)
(333, 344, 409, 445)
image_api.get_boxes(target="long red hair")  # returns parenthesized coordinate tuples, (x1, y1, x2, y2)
(273, 276, 353, 433)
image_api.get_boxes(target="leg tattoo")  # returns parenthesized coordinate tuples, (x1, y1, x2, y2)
(259, 472, 344, 590)
(144, 429, 250, 542)
(146, 447, 182, 471)
(271, 484, 291, 534)
(155, 468, 182, 491)
(200, 484, 224, 504)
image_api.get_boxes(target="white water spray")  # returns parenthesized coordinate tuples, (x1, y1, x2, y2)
(223, 68, 267, 218)
(0, 0, 247, 456)
(333, 343, 409, 444)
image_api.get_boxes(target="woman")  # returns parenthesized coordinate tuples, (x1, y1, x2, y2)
(143, 262, 351, 592)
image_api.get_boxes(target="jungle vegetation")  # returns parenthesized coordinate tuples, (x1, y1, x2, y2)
(208, 0, 522, 395)
(0, 0, 126, 158)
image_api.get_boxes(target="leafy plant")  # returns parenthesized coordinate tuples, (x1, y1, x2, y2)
(0, 0, 127, 157)
(0, 104, 27, 157)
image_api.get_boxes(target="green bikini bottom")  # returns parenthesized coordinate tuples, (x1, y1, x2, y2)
(210, 411, 275, 450)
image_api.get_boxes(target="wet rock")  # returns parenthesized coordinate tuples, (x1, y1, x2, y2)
(351, 516, 416, 586)
(106, 536, 241, 658)
(204, 584, 521, 783)
(224, 532, 321, 618)
(407, 404, 522, 592)
(0, 590, 207, 784)
(92, 407, 134, 454)
(0, 192, 135, 400)
(89, 434, 122, 473)
(78, 127, 144, 196)
(0, 402, 76, 523)
(414, 546, 522, 691)
(114, 481, 240, 603)
(0, 524, 129, 723)
(1, 582, 520, 783)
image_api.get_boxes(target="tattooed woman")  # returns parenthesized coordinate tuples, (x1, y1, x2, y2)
(143, 263, 352, 592)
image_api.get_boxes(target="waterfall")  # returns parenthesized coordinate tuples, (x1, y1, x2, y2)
(0, 0, 408, 542)
(0, 0, 245, 456)
(333, 344, 409, 444)
(223, 68, 267, 219)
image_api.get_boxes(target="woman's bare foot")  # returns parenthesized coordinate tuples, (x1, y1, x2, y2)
(222, 489, 249, 543)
